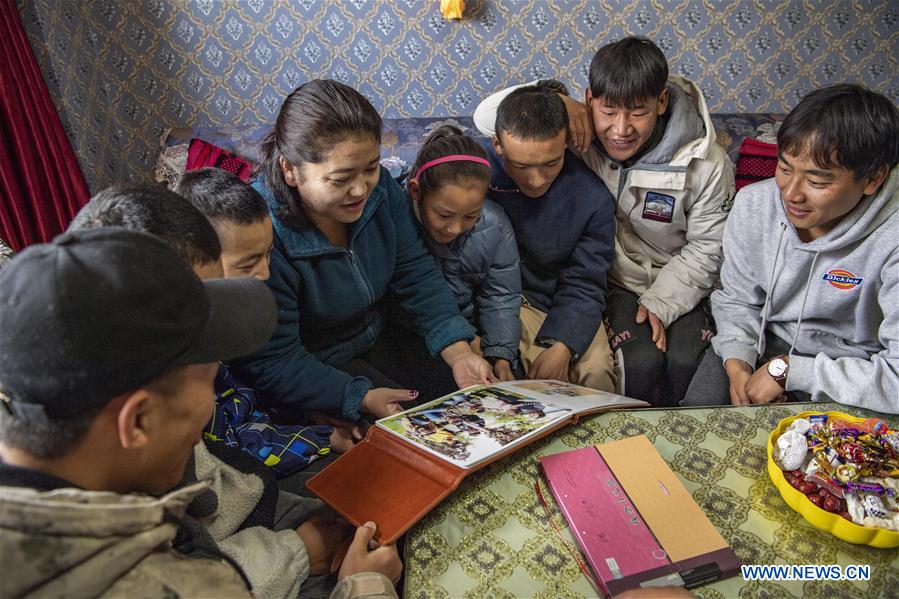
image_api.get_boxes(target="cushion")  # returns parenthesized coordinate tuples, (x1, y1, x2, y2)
(186, 138, 255, 182)
(735, 138, 778, 190)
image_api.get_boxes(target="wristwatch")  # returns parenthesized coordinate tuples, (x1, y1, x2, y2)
(767, 355, 789, 389)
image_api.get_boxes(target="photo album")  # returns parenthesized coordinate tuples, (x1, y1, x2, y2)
(307, 380, 647, 542)
(379, 380, 639, 469)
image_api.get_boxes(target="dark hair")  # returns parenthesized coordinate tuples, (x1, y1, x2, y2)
(0, 404, 101, 459)
(69, 185, 221, 266)
(411, 125, 490, 197)
(0, 366, 184, 459)
(176, 168, 269, 225)
(495, 85, 567, 141)
(589, 36, 668, 108)
(260, 79, 382, 223)
(777, 84, 899, 181)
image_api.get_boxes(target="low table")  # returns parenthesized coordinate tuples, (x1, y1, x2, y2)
(403, 403, 899, 598)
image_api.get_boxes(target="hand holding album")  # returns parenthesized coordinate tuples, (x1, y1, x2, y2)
(307, 380, 647, 542)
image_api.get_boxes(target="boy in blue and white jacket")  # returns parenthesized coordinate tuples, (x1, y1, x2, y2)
(683, 84, 899, 413)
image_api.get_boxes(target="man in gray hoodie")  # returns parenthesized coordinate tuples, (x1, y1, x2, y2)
(683, 84, 899, 413)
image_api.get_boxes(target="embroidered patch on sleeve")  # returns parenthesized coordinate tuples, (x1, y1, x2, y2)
(642, 191, 676, 223)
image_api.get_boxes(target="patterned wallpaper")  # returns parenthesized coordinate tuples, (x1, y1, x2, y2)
(17, 0, 899, 193)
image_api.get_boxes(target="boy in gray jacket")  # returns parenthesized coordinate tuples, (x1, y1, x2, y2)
(683, 84, 899, 413)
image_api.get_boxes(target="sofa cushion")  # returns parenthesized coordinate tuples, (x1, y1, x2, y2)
(186, 138, 254, 181)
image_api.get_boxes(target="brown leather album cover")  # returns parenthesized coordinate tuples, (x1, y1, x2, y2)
(307, 381, 647, 543)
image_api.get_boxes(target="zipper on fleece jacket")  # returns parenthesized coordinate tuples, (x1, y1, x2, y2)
(345, 248, 374, 307)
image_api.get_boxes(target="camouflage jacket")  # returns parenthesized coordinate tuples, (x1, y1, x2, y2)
(0, 464, 397, 599)
(0, 480, 252, 597)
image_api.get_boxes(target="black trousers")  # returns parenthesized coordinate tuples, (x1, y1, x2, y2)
(604, 284, 715, 406)
(681, 330, 812, 406)
(340, 324, 459, 402)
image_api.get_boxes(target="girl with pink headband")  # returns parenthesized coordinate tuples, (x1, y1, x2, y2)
(407, 125, 522, 381)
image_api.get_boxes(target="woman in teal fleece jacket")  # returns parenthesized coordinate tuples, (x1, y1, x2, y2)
(235, 80, 494, 422)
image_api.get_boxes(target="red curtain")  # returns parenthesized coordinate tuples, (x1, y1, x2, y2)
(0, 0, 89, 251)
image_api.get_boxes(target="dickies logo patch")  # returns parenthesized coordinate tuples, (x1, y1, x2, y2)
(642, 192, 675, 223)
(822, 269, 863, 290)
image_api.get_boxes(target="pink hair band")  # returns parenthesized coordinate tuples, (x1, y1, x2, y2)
(413, 154, 491, 179)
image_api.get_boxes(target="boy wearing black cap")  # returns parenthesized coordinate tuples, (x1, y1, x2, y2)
(0, 228, 401, 597)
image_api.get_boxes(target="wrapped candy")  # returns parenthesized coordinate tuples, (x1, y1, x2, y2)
(804, 460, 820, 477)
(814, 445, 844, 471)
(808, 414, 828, 431)
(831, 418, 888, 435)
(778, 414, 899, 532)
(863, 515, 899, 531)
(862, 494, 888, 519)
(838, 442, 867, 465)
(808, 473, 845, 498)
(885, 432, 899, 454)
(873, 476, 899, 496)
(834, 463, 858, 483)
(846, 481, 896, 497)
(775, 429, 808, 471)
(788, 418, 812, 435)
(845, 492, 866, 524)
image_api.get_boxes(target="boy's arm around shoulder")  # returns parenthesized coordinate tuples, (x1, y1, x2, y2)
(231, 248, 372, 421)
(709, 182, 776, 368)
(787, 249, 899, 413)
(539, 177, 616, 358)
(475, 202, 522, 364)
(639, 146, 735, 326)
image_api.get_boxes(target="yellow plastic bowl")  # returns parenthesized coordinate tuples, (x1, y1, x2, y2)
(767, 410, 899, 548)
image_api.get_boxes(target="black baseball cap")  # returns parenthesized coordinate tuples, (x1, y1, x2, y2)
(0, 227, 277, 423)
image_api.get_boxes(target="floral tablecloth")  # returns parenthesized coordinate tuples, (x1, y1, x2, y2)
(403, 403, 899, 598)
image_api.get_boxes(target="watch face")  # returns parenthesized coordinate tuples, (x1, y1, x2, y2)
(768, 358, 788, 377)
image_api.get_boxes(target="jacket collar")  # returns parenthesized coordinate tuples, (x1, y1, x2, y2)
(0, 478, 213, 533)
(266, 183, 386, 258)
(0, 461, 77, 491)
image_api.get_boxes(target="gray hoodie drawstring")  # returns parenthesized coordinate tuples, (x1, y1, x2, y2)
(789, 251, 820, 355)
(757, 223, 787, 355)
